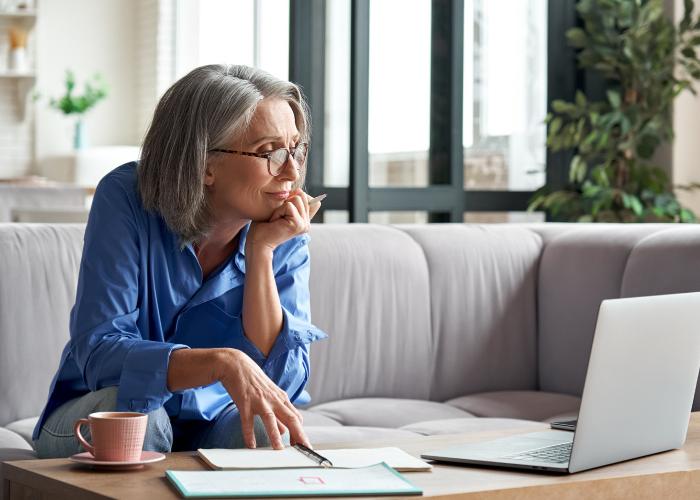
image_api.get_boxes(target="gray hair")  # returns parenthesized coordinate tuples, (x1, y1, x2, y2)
(138, 64, 310, 244)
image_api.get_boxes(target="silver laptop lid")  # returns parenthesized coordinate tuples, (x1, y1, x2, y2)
(568, 292, 700, 473)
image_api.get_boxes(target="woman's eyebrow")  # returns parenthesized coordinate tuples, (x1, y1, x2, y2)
(250, 135, 301, 147)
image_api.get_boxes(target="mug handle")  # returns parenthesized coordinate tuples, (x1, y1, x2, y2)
(73, 418, 95, 456)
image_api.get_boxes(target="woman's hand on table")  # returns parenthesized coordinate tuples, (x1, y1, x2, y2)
(216, 348, 310, 450)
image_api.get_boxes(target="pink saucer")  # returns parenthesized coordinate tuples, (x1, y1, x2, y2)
(69, 451, 166, 470)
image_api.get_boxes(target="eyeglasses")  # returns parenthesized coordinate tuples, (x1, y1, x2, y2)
(209, 143, 309, 177)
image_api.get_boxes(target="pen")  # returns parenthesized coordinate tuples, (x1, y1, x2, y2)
(308, 193, 327, 206)
(294, 443, 333, 468)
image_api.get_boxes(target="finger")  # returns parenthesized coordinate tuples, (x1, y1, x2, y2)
(284, 399, 303, 425)
(282, 201, 304, 230)
(287, 418, 311, 449)
(261, 410, 284, 450)
(301, 191, 310, 219)
(309, 201, 321, 221)
(276, 405, 311, 449)
(239, 407, 257, 449)
(287, 195, 307, 222)
(269, 204, 287, 222)
(277, 420, 288, 438)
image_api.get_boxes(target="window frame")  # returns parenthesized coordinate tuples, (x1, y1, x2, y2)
(289, 0, 579, 222)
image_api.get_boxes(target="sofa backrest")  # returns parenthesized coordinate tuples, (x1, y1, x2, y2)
(0, 224, 84, 427)
(2, 222, 700, 427)
(532, 225, 700, 411)
(395, 225, 542, 402)
(306, 225, 433, 404)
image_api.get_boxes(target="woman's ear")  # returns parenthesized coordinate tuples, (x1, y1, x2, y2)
(204, 160, 216, 187)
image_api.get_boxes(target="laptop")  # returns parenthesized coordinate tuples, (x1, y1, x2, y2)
(421, 292, 700, 473)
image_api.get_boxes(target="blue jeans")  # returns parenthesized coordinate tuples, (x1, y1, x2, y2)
(34, 387, 282, 458)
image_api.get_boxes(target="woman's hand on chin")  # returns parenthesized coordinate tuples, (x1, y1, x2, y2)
(246, 189, 320, 254)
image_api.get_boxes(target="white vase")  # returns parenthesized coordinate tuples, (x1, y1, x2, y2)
(9, 47, 27, 72)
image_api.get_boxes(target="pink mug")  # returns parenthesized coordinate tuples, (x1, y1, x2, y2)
(73, 412, 148, 462)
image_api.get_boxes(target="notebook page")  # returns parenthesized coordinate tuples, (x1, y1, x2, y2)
(198, 447, 316, 469)
(322, 447, 432, 471)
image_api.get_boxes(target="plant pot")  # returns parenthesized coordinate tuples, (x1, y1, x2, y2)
(73, 118, 86, 150)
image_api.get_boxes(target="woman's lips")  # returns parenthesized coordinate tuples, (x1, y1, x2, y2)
(266, 191, 290, 200)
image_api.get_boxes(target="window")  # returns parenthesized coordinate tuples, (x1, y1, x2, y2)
(175, 0, 289, 81)
(368, 0, 431, 189)
(463, 0, 547, 191)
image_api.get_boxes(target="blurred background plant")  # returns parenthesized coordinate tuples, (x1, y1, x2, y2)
(44, 69, 108, 149)
(48, 69, 108, 116)
(529, 0, 700, 222)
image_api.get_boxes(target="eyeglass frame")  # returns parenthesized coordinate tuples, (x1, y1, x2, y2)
(208, 143, 309, 177)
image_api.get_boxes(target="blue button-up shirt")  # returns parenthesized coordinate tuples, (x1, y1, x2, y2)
(33, 162, 327, 440)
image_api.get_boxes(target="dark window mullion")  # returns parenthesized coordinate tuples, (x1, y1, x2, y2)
(428, 0, 465, 222)
(289, 0, 326, 200)
(546, 0, 579, 193)
(349, 0, 370, 222)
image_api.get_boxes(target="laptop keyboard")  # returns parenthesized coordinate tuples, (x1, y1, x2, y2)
(502, 441, 572, 463)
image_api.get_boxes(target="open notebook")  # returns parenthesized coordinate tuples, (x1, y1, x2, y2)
(198, 446, 432, 472)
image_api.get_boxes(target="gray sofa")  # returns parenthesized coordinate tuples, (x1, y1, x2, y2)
(2, 222, 700, 463)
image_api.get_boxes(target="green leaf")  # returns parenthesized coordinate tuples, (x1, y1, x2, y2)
(549, 117, 563, 136)
(552, 100, 577, 114)
(567, 27, 589, 48)
(629, 195, 644, 216)
(569, 155, 587, 184)
(682, 46, 697, 59)
(680, 208, 697, 223)
(607, 89, 621, 109)
(681, 0, 693, 32)
(636, 134, 660, 159)
(575, 90, 587, 107)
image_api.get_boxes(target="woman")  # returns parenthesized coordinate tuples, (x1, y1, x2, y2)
(33, 64, 327, 458)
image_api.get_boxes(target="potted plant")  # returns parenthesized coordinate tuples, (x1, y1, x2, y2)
(48, 70, 108, 150)
(529, 0, 700, 222)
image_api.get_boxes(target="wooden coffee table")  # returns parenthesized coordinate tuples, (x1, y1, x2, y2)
(4, 413, 700, 500)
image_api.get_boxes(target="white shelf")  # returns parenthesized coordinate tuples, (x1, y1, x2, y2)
(0, 4, 37, 120)
(0, 10, 37, 17)
(0, 71, 35, 78)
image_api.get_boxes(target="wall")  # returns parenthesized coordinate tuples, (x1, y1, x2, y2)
(0, 0, 140, 178)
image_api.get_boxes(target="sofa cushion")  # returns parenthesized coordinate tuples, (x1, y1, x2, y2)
(537, 226, 663, 396)
(308, 398, 473, 428)
(400, 417, 547, 436)
(0, 427, 32, 450)
(0, 224, 84, 427)
(307, 225, 433, 404)
(298, 410, 342, 427)
(446, 390, 581, 421)
(398, 225, 542, 401)
(5, 417, 38, 446)
(0, 448, 38, 463)
(305, 426, 420, 446)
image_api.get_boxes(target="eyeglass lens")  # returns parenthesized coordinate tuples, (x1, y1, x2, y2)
(269, 144, 307, 175)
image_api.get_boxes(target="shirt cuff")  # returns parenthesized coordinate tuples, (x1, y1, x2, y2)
(116, 342, 190, 413)
(239, 307, 328, 365)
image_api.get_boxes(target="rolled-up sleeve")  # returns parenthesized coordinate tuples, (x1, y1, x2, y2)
(70, 174, 188, 414)
(237, 236, 327, 403)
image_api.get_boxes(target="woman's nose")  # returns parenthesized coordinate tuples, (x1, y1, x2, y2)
(277, 154, 301, 181)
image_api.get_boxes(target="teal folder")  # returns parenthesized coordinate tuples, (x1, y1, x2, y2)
(166, 463, 423, 498)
